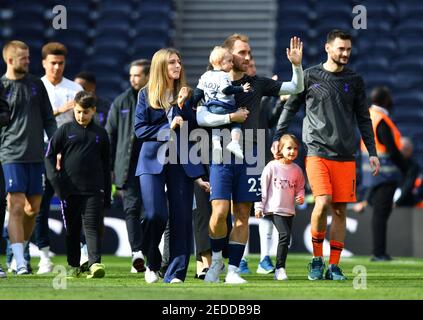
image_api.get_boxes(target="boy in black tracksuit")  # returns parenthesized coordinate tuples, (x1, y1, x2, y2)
(45, 91, 111, 278)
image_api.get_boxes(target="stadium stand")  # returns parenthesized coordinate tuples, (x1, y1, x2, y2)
(274, 0, 423, 169)
(0, 0, 175, 102)
(0, 0, 421, 167)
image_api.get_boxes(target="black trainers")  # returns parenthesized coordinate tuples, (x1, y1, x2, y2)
(325, 264, 347, 280)
(195, 267, 209, 280)
(132, 253, 146, 273)
(371, 254, 393, 262)
(80, 261, 89, 273)
(158, 265, 168, 279)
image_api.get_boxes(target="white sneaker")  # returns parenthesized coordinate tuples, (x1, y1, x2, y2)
(15, 266, 30, 276)
(212, 143, 223, 164)
(131, 251, 146, 273)
(226, 141, 244, 159)
(8, 257, 16, 273)
(170, 278, 183, 284)
(204, 259, 225, 283)
(37, 259, 53, 274)
(275, 267, 288, 281)
(145, 267, 159, 283)
(0, 265, 7, 278)
(225, 269, 247, 284)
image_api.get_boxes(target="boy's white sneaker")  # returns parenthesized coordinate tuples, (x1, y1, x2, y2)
(170, 278, 183, 284)
(225, 269, 247, 284)
(204, 259, 225, 283)
(275, 267, 288, 281)
(131, 251, 146, 273)
(37, 259, 53, 274)
(226, 141, 244, 159)
(145, 267, 159, 283)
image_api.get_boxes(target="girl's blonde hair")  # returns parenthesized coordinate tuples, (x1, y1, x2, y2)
(209, 46, 230, 68)
(277, 134, 300, 158)
(147, 48, 187, 110)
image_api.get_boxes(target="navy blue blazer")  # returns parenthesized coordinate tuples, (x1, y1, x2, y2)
(134, 88, 205, 179)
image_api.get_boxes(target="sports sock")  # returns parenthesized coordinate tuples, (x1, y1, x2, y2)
(11, 243, 25, 269)
(329, 240, 344, 265)
(259, 217, 273, 260)
(311, 230, 325, 257)
(228, 241, 245, 267)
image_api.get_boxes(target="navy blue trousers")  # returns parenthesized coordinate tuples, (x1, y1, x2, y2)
(139, 163, 194, 283)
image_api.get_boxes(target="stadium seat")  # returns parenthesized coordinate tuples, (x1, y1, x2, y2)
(133, 38, 168, 60)
(315, 4, 352, 17)
(99, 1, 132, 14)
(396, 19, 423, 34)
(363, 72, 394, 89)
(138, 0, 173, 11)
(394, 71, 422, 90)
(394, 90, 423, 105)
(358, 1, 397, 21)
(392, 59, 423, 73)
(354, 58, 390, 73)
(397, 0, 423, 18)
(95, 19, 132, 33)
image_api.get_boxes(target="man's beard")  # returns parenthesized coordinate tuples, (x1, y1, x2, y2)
(333, 56, 348, 66)
(14, 66, 28, 75)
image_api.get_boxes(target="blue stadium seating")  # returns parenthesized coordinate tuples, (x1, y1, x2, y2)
(397, 0, 423, 18)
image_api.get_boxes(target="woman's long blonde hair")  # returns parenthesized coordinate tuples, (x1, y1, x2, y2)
(147, 48, 187, 110)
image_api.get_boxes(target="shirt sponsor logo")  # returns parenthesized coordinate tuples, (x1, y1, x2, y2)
(344, 83, 349, 92)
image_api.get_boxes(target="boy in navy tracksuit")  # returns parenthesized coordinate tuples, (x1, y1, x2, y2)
(45, 91, 111, 279)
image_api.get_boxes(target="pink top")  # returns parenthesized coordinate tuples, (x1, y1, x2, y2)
(255, 160, 305, 216)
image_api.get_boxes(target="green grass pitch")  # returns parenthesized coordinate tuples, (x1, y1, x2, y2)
(0, 254, 422, 300)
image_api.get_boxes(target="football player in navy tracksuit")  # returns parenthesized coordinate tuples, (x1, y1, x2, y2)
(45, 91, 111, 279)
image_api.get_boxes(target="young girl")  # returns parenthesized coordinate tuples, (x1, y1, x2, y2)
(255, 134, 305, 280)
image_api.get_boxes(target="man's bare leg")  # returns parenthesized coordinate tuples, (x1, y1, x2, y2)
(23, 195, 42, 241)
(7, 193, 27, 271)
(225, 202, 251, 284)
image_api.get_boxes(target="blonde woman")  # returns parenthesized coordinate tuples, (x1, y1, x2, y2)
(134, 48, 205, 284)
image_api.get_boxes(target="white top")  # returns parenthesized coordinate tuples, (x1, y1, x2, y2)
(255, 160, 305, 216)
(41, 76, 83, 128)
(197, 70, 235, 106)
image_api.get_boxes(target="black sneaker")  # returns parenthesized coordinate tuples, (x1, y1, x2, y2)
(325, 264, 347, 280)
(195, 267, 209, 280)
(80, 261, 89, 273)
(371, 254, 393, 262)
(158, 265, 168, 279)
